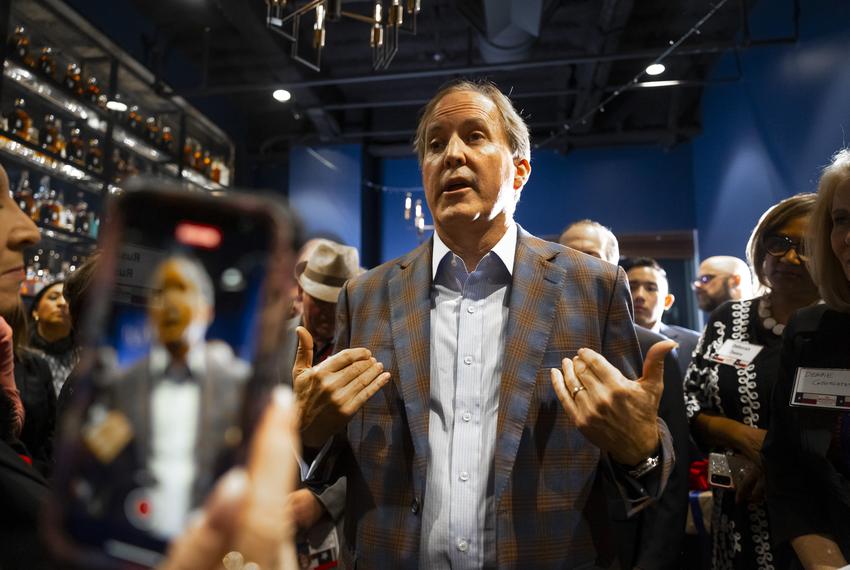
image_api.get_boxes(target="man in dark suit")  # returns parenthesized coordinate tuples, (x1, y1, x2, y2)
(561, 220, 690, 570)
(625, 257, 700, 374)
(293, 80, 677, 568)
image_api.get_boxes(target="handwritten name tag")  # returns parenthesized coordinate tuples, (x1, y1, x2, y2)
(791, 368, 850, 410)
(709, 340, 764, 368)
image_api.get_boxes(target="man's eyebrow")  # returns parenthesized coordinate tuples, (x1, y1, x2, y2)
(426, 116, 492, 136)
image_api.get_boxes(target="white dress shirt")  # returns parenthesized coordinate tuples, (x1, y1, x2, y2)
(420, 223, 516, 569)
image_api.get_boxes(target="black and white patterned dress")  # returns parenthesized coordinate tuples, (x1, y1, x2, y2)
(684, 297, 790, 570)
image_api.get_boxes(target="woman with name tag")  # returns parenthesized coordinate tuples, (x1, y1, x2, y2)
(685, 193, 820, 570)
(763, 150, 850, 568)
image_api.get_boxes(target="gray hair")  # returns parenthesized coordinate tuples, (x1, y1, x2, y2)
(413, 79, 531, 165)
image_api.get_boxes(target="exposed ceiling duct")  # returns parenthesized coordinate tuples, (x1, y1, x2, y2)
(458, 0, 544, 64)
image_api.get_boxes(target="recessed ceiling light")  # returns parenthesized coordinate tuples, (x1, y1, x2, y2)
(645, 63, 666, 76)
(106, 100, 128, 112)
(273, 89, 292, 102)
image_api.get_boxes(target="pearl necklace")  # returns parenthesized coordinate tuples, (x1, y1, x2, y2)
(757, 296, 785, 336)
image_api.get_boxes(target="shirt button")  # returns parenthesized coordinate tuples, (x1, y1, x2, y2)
(457, 538, 469, 552)
(463, 355, 473, 365)
(462, 411, 472, 422)
(466, 305, 476, 314)
(459, 471, 469, 481)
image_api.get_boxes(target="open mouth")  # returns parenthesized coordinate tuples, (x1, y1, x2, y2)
(443, 179, 473, 193)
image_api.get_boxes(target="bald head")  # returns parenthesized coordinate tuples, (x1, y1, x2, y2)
(559, 220, 619, 264)
(694, 255, 753, 312)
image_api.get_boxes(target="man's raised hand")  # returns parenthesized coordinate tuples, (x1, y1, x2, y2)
(292, 326, 390, 448)
(550, 340, 677, 466)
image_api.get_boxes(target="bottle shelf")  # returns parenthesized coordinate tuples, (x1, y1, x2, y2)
(38, 223, 97, 245)
(0, 130, 103, 193)
(4, 60, 175, 166)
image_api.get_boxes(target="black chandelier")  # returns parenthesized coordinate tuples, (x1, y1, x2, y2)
(264, 0, 422, 72)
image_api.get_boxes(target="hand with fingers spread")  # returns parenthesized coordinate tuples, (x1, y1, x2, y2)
(550, 339, 677, 466)
(292, 326, 391, 448)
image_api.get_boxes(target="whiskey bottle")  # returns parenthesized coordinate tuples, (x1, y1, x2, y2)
(40, 114, 60, 153)
(211, 158, 222, 183)
(64, 63, 84, 97)
(202, 150, 212, 177)
(50, 189, 66, 228)
(13, 170, 35, 218)
(36, 177, 54, 226)
(9, 26, 35, 68)
(127, 105, 143, 131)
(85, 77, 102, 107)
(193, 144, 203, 172)
(160, 125, 174, 154)
(87, 138, 103, 173)
(73, 194, 90, 235)
(6, 98, 31, 141)
(38, 47, 57, 79)
(144, 116, 160, 144)
(68, 126, 87, 166)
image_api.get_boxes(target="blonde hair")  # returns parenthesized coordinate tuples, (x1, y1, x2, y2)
(807, 149, 850, 312)
(746, 193, 817, 290)
(413, 79, 530, 165)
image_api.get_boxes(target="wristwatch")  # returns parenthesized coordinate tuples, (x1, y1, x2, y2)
(626, 454, 660, 479)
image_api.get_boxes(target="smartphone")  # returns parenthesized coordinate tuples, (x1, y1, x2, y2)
(708, 452, 754, 489)
(48, 181, 296, 568)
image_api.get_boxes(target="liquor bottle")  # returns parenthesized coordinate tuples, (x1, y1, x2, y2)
(68, 126, 87, 166)
(88, 213, 100, 238)
(40, 114, 60, 153)
(50, 189, 66, 228)
(127, 105, 143, 131)
(85, 77, 102, 106)
(160, 125, 174, 154)
(35, 177, 54, 226)
(211, 158, 222, 183)
(73, 194, 90, 235)
(86, 138, 103, 173)
(202, 150, 212, 177)
(13, 171, 35, 218)
(9, 26, 35, 68)
(64, 63, 84, 97)
(144, 116, 159, 144)
(193, 144, 203, 172)
(38, 47, 57, 79)
(53, 117, 67, 158)
(6, 98, 31, 140)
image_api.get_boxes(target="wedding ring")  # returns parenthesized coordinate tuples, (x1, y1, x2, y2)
(571, 385, 586, 398)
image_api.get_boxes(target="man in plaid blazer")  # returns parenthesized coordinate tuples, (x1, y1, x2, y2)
(294, 80, 676, 569)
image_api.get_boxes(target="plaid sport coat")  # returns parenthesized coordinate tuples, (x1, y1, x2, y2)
(326, 227, 672, 569)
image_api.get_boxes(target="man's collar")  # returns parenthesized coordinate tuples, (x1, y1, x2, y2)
(431, 222, 517, 279)
(150, 343, 206, 379)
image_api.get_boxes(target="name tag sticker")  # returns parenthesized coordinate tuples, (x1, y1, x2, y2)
(791, 368, 850, 410)
(709, 340, 764, 368)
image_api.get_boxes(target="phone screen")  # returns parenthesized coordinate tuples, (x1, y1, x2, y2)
(50, 186, 293, 568)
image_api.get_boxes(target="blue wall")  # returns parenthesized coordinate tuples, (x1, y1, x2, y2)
(692, 0, 850, 259)
(288, 145, 363, 252)
(378, 146, 695, 264)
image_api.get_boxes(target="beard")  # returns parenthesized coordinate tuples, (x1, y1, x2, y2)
(699, 279, 733, 313)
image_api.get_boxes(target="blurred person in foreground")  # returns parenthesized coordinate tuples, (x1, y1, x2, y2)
(0, 163, 55, 477)
(763, 150, 850, 568)
(685, 193, 819, 569)
(560, 219, 689, 570)
(693, 256, 754, 313)
(29, 280, 74, 395)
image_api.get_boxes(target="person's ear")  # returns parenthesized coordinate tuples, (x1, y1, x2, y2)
(513, 158, 531, 190)
(730, 274, 741, 288)
(663, 293, 675, 311)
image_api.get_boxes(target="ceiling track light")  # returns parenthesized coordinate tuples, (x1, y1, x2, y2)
(264, 0, 422, 72)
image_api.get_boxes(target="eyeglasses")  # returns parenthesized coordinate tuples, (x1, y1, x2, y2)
(764, 234, 809, 261)
(691, 274, 729, 291)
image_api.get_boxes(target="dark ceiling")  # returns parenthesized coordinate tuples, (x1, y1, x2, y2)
(119, 0, 792, 160)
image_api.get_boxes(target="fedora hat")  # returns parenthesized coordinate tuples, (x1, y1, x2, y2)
(298, 241, 360, 303)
